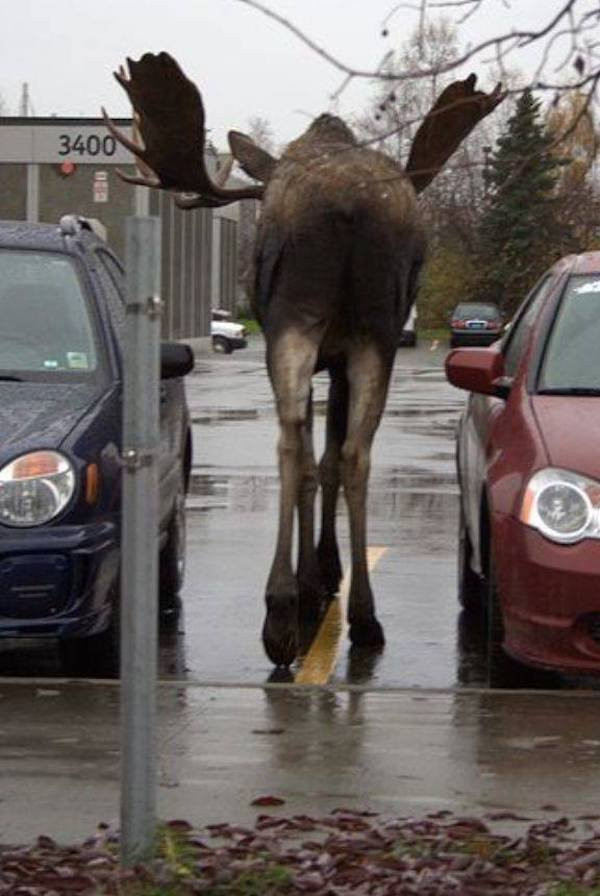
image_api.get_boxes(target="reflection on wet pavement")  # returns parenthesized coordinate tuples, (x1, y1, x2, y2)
(6, 679, 600, 841)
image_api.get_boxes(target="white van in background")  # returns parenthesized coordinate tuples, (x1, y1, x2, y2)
(211, 309, 248, 354)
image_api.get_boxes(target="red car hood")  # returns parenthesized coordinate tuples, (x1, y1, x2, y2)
(531, 396, 600, 480)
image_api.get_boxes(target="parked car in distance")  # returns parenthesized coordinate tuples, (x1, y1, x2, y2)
(398, 305, 418, 347)
(446, 252, 600, 684)
(0, 215, 194, 677)
(211, 308, 248, 353)
(449, 301, 504, 347)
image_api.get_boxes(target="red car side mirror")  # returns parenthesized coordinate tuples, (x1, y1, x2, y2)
(445, 346, 509, 397)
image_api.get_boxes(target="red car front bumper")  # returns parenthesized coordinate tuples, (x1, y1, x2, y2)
(493, 514, 600, 675)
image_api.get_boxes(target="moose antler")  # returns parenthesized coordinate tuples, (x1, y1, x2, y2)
(406, 74, 505, 194)
(103, 52, 265, 207)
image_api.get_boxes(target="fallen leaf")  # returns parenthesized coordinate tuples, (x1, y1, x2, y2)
(251, 796, 286, 807)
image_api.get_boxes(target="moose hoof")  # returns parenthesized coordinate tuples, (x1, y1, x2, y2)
(262, 596, 299, 667)
(349, 617, 385, 649)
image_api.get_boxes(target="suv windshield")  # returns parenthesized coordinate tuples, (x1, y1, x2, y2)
(0, 250, 99, 379)
(539, 275, 600, 393)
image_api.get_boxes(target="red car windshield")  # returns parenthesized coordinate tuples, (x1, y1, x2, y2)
(539, 275, 600, 393)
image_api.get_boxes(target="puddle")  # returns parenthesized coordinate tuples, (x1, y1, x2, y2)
(192, 409, 259, 424)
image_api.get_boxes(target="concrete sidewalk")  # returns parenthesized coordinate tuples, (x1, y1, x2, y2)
(2, 680, 600, 843)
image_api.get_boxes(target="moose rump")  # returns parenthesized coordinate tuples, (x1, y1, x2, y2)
(254, 138, 424, 355)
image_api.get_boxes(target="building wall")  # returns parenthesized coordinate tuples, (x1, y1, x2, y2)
(218, 217, 238, 312)
(38, 164, 136, 260)
(151, 191, 213, 340)
(0, 164, 27, 219)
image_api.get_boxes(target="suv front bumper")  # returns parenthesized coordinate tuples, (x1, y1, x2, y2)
(0, 521, 119, 638)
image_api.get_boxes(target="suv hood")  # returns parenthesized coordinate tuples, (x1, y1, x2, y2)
(532, 395, 600, 480)
(0, 382, 100, 460)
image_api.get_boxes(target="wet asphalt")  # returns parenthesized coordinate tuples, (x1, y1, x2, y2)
(4, 335, 600, 844)
(0, 332, 471, 685)
(5, 680, 600, 843)
(0, 333, 593, 691)
(180, 335, 468, 688)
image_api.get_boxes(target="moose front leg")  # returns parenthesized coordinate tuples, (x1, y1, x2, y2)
(341, 344, 392, 649)
(263, 329, 320, 667)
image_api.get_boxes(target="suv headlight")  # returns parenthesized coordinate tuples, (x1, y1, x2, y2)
(520, 468, 600, 544)
(0, 451, 76, 527)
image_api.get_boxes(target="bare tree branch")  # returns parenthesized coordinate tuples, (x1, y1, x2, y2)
(234, 0, 600, 103)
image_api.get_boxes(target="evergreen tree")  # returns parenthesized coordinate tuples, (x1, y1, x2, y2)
(475, 89, 564, 315)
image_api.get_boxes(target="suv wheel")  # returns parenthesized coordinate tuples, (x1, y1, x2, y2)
(159, 479, 186, 615)
(212, 335, 232, 354)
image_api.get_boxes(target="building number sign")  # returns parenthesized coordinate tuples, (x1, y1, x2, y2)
(59, 134, 117, 158)
(0, 123, 133, 165)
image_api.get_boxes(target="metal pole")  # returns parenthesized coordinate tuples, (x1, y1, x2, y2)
(120, 216, 162, 864)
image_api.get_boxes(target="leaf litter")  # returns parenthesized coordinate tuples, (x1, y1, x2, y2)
(3, 810, 600, 894)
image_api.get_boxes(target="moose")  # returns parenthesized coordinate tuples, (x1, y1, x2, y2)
(104, 52, 503, 667)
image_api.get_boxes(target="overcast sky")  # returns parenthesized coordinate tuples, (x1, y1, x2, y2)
(0, 1, 595, 149)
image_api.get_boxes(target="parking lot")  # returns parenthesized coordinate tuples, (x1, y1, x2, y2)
(6, 334, 600, 844)
(0, 334, 489, 686)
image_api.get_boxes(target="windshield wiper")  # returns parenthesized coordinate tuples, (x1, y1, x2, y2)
(538, 387, 600, 396)
(0, 374, 24, 382)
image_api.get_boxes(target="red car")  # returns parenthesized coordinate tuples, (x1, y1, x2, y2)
(447, 252, 600, 683)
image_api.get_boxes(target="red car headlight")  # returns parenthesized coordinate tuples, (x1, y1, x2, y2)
(520, 467, 599, 544)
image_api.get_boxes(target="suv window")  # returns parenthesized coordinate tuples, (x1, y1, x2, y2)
(503, 276, 556, 377)
(0, 249, 99, 378)
(94, 250, 126, 345)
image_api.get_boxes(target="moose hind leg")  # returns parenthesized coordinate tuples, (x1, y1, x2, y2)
(297, 388, 328, 619)
(341, 344, 392, 649)
(317, 367, 348, 596)
(263, 329, 320, 667)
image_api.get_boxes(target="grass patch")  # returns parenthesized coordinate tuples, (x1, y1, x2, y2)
(205, 864, 293, 896)
(238, 318, 262, 334)
(418, 327, 450, 343)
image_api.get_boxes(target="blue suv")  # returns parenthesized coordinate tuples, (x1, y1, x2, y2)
(0, 216, 193, 676)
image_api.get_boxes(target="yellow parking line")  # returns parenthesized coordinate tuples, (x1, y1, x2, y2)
(294, 546, 388, 685)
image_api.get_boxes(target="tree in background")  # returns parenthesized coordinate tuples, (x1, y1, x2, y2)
(246, 116, 276, 156)
(355, 19, 459, 165)
(235, 116, 276, 313)
(417, 245, 478, 329)
(474, 89, 564, 316)
(547, 91, 600, 255)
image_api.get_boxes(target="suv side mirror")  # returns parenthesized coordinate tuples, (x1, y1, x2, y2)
(160, 342, 194, 379)
(445, 345, 509, 398)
